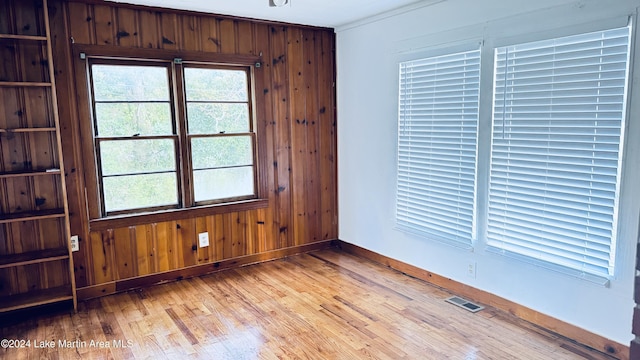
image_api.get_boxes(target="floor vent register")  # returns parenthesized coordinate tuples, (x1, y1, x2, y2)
(445, 296, 484, 313)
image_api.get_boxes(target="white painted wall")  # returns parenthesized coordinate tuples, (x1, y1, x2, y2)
(336, 0, 640, 344)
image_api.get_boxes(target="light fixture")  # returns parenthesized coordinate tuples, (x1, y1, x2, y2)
(269, 0, 289, 7)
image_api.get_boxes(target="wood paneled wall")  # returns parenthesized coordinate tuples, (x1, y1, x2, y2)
(47, 0, 337, 296)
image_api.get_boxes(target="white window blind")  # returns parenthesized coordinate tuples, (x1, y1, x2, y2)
(487, 26, 631, 279)
(397, 49, 480, 247)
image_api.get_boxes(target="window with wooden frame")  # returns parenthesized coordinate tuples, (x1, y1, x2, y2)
(76, 51, 265, 224)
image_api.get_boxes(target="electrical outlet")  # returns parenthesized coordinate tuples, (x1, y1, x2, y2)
(467, 262, 476, 279)
(198, 232, 209, 248)
(70, 235, 79, 252)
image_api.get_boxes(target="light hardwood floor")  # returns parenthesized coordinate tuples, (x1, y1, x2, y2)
(0, 248, 615, 359)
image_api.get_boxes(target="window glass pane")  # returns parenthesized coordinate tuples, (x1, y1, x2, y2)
(100, 139, 176, 176)
(191, 136, 253, 169)
(95, 103, 172, 136)
(184, 68, 248, 101)
(193, 167, 254, 202)
(91, 65, 169, 101)
(187, 103, 250, 134)
(103, 173, 178, 212)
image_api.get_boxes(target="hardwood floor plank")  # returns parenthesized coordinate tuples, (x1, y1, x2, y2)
(308, 252, 414, 301)
(0, 249, 618, 360)
(165, 308, 198, 346)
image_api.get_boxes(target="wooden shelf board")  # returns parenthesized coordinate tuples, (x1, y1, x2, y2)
(0, 169, 61, 178)
(0, 248, 69, 269)
(0, 127, 56, 133)
(0, 82, 52, 87)
(0, 209, 65, 224)
(0, 286, 73, 313)
(0, 34, 47, 41)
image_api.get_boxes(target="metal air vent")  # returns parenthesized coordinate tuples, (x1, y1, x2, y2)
(445, 296, 484, 313)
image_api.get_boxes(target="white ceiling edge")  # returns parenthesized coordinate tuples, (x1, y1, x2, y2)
(335, 0, 447, 32)
(104, 0, 442, 29)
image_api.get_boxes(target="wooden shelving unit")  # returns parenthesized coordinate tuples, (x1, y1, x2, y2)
(0, 0, 76, 312)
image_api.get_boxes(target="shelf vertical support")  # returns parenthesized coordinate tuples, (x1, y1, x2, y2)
(42, 0, 77, 311)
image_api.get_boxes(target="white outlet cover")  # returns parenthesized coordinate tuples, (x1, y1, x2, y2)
(198, 232, 210, 247)
(70, 235, 79, 252)
(467, 262, 476, 278)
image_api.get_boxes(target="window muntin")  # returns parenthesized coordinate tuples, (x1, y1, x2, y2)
(88, 60, 257, 216)
(396, 49, 481, 247)
(487, 26, 631, 278)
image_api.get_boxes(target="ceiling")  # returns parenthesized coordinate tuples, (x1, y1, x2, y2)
(106, 0, 434, 28)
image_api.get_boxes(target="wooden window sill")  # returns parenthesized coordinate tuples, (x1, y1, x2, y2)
(89, 198, 269, 231)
